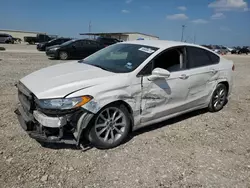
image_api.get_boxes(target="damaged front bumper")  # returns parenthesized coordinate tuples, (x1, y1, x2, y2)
(15, 105, 93, 146)
(15, 81, 94, 146)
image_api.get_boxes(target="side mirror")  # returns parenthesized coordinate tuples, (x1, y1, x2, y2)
(147, 68, 170, 81)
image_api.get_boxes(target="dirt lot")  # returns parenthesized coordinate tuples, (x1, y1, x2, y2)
(0, 44, 250, 188)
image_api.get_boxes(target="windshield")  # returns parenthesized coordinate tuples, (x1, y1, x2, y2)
(79, 43, 158, 73)
(61, 39, 75, 46)
(48, 38, 58, 43)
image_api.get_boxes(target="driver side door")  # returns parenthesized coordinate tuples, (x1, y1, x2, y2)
(139, 46, 191, 124)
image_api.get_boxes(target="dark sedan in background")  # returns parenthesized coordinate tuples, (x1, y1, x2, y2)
(46, 39, 106, 60)
(37, 37, 71, 51)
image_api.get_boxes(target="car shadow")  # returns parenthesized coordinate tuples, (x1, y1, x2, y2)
(39, 108, 208, 151)
(126, 108, 208, 142)
(48, 57, 82, 61)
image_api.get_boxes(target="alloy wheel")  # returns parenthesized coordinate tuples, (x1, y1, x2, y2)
(60, 52, 68, 60)
(213, 86, 226, 110)
(94, 107, 127, 144)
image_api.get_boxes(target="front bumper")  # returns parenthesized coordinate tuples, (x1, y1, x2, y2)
(15, 105, 77, 145)
(15, 81, 95, 146)
(46, 50, 58, 58)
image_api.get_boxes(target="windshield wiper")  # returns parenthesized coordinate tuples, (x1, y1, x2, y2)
(91, 64, 109, 71)
(78, 59, 84, 63)
(78, 60, 109, 71)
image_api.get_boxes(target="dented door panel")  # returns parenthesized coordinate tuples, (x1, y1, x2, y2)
(185, 65, 219, 107)
(140, 70, 191, 123)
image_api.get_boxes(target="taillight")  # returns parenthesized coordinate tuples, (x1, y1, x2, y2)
(232, 64, 235, 71)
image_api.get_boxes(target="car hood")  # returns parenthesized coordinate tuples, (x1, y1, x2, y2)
(46, 45, 61, 50)
(20, 61, 118, 99)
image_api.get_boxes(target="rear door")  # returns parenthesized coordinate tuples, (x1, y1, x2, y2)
(185, 46, 220, 106)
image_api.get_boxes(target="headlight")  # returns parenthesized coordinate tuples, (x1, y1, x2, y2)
(37, 96, 93, 110)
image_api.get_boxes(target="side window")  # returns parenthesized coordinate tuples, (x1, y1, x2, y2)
(152, 47, 186, 72)
(187, 47, 214, 68)
(207, 51, 220, 64)
(90, 41, 98, 46)
(73, 41, 82, 47)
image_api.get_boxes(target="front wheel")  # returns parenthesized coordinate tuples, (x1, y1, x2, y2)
(59, 51, 69, 60)
(208, 83, 228, 112)
(87, 104, 131, 149)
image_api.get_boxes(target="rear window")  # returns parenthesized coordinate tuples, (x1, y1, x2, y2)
(207, 51, 220, 64)
(187, 46, 218, 68)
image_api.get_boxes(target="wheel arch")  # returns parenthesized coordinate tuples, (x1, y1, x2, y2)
(90, 99, 135, 131)
(76, 99, 135, 146)
(219, 81, 229, 94)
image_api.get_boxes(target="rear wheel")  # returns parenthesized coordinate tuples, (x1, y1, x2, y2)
(59, 51, 68, 60)
(208, 83, 228, 112)
(87, 104, 130, 149)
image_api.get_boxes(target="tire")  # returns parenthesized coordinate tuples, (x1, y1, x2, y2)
(208, 83, 228, 112)
(59, 51, 68, 60)
(87, 104, 131, 149)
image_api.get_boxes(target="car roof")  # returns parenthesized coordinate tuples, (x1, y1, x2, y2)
(123, 40, 207, 50)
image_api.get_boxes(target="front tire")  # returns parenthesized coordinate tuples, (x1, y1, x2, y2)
(59, 51, 68, 60)
(87, 104, 131, 149)
(208, 83, 228, 112)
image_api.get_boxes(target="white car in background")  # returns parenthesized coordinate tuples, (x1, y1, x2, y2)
(15, 40, 234, 149)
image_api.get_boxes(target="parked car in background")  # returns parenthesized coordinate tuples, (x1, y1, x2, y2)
(16, 40, 234, 149)
(212, 45, 221, 54)
(46, 39, 105, 60)
(238, 47, 250, 55)
(226, 47, 233, 52)
(95, 37, 120, 46)
(37, 37, 71, 51)
(231, 47, 240, 54)
(0, 33, 14, 43)
(219, 46, 229, 54)
(24, 34, 57, 44)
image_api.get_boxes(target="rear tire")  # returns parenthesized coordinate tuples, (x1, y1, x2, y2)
(87, 104, 131, 149)
(59, 51, 68, 60)
(208, 83, 228, 112)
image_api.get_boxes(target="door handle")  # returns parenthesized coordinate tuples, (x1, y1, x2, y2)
(210, 69, 218, 74)
(179, 74, 189, 79)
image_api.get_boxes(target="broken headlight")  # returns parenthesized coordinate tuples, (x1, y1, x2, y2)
(37, 96, 93, 110)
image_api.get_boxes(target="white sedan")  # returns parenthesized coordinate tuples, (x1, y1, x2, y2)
(15, 40, 234, 149)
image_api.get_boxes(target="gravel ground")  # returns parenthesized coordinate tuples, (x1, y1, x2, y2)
(0, 45, 250, 188)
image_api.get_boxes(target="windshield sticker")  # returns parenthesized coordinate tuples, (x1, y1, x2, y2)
(125, 62, 133, 69)
(138, 47, 155, 54)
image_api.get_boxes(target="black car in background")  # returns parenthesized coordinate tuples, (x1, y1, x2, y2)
(46, 39, 105, 60)
(24, 34, 57, 44)
(37, 37, 71, 51)
(231, 47, 250, 54)
(238, 47, 250, 54)
(96, 37, 120, 46)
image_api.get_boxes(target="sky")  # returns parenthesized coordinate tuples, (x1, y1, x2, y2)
(0, 0, 249, 46)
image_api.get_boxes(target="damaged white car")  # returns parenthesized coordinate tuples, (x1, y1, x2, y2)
(15, 40, 234, 149)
